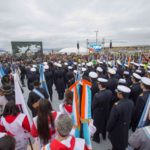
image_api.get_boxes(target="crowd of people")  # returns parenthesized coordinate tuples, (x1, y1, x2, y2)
(0, 52, 150, 150)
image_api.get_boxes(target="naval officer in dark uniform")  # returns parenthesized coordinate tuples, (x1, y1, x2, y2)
(132, 77, 150, 131)
(92, 78, 113, 143)
(107, 85, 134, 150)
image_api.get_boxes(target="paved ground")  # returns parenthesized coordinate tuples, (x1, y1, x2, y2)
(23, 82, 112, 150)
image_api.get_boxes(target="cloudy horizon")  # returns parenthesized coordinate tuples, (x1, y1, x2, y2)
(0, 0, 150, 51)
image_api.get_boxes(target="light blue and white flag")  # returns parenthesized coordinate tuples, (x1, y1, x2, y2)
(39, 64, 50, 100)
(138, 95, 150, 128)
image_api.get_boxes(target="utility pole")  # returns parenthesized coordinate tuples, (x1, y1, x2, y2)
(95, 30, 99, 44)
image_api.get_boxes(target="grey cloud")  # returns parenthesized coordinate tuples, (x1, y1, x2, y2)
(0, 0, 150, 51)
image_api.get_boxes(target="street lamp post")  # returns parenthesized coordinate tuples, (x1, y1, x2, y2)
(95, 30, 99, 44)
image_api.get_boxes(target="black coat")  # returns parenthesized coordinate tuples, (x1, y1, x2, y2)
(55, 69, 66, 93)
(27, 87, 49, 117)
(107, 98, 134, 150)
(45, 70, 54, 90)
(91, 80, 99, 101)
(92, 89, 113, 133)
(132, 90, 150, 130)
(129, 83, 142, 105)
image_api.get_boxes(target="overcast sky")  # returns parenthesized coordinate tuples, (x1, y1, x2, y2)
(0, 0, 150, 50)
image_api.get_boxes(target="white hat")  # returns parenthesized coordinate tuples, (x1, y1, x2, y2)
(87, 62, 92, 67)
(134, 63, 140, 67)
(123, 71, 129, 75)
(64, 62, 68, 66)
(54, 62, 58, 66)
(141, 77, 150, 86)
(32, 64, 37, 68)
(118, 78, 126, 84)
(113, 67, 117, 71)
(57, 63, 62, 67)
(97, 78, 108, 83)
(96, 67, 103, 72)
(136, 69, 142, 74)
(82, 67, 87, 72)
(73, 62, 77, 65)
(78, 64, 81, 67)
(147, 66, 150, 70)
(108, 61, 112, 66)
(108, 68, 116, 75)
(140, 64, 144, 67)
(44, 65, 49, 70)
(132, 73, 141, 80)
(116, 85, 131, 93)
(30, 68, 36, 72)
(68, 66, 73, 70)
(117, 60, 122, 66)
(73, 70, 77, 74)
(124, 64, 129, 67)
(43, 62, 48, 65)
(130, 61, 135, 65)
(89, 72, 98, 78)
(147, 70, 150, 74)
(82, 62, 85, 66)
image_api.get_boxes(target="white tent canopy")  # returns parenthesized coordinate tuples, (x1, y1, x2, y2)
(59, 47, 88, 54)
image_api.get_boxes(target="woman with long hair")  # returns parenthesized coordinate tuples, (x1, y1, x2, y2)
(0, 101, 31, 150)
(31, 99, 60, 148)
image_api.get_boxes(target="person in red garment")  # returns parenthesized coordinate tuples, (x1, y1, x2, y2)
(59, 89, 73, 116)
(31, 99, 60, 148)
(0, 101, 30, 150)
(42, 114, 86, 150)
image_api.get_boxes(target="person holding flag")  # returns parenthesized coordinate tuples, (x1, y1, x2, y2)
(27, 80, 49, 117)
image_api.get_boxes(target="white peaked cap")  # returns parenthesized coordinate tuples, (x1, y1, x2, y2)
(108, 61, 112, 66)
(64, 62, 68, 66)
(82, 67, 87, 72)
(136, 69, 142, 74)
(43, 62, 48, 65)
(130, 61, 135, 65)
(108, 68, 116, 75)
(97, 78, 108, 83)
(147, 66, 150, 70)
(73, 70, 77, 74)
(82, 62, 85, 66)
(134, 63, 140, 67)
(96, 67, 103, 72)
(132, 73, 141, 80)
(89, 72, 98, 78)
(141, 77, 150, 86)
(78, 64, 81, 67)
(123, 71, 129, 75)
(44, 65, 49, 70)
(124, 64, 129, 67)
(68, 66, 73, 69)
(118, 78, 126, 84)
(57, 63, 62, 67)
(32, 64, 37, 68)
(140, 64, 144, 67)
(87, 62, 92, 67)
(73, 62, 77, 65)
(117, 60, 122, 65)
(117, 85, 131, 93)
(30, 67, 36, 72)
(147, 70, 150, 74)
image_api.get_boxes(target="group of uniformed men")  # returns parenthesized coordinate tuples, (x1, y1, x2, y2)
(1, 54, 150, 150)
